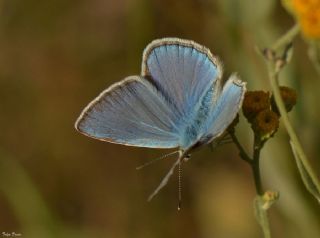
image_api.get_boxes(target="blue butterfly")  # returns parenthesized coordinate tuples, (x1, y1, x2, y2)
(75, 38, 246, 201)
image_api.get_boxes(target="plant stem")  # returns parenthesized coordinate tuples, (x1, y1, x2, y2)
(230, 133, 264, 193)
(266, 24, 320, 194)
(271, 24, 300, 51)
(231, 23, 301, 238)
(252, 135, 263, 195)
(267, 63, 320, 193)
(231, 132, 271, 237)
(229, 132, 252, 163)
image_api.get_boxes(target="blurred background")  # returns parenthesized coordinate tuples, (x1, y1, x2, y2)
(0, 0, 320, 237)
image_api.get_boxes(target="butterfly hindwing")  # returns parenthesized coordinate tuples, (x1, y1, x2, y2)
(75, 76, 181, 148)
(203, 74, 246, 140)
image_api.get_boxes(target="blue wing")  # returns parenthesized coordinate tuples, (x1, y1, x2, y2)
(202, 74, 246, 140)
(142, 38, 222, 120)
(75, 76, 181, 148)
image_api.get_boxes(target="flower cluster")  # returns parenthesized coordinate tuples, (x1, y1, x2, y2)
(252, 109, 279, 141)
(242, 87, 297, 141)
(242, 91, 270, 123)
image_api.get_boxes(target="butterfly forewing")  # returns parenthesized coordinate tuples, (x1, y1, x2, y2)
(142, 38, 222, 119)
(75, 76, 180, 148)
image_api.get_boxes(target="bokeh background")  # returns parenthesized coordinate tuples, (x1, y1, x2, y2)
(0, 0, 319, 237)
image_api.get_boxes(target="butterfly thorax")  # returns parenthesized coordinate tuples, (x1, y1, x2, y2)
(180, 88, 214, 149)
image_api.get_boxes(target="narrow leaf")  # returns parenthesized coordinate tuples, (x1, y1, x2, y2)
(290, 141, 320, 203)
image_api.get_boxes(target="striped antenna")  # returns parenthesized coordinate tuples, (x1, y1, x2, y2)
(177, 161, 182, 211)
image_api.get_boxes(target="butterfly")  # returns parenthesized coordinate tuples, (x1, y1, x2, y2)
(75, 38, 246, 202)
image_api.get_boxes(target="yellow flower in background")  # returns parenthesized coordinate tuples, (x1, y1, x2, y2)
(292, 0, 319, 14)
(283, 0, 320, 39)
(298, 8, 320, 39)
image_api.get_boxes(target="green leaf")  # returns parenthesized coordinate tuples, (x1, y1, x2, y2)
(253, 196, 271, 238)
(290, 141, 320, 203)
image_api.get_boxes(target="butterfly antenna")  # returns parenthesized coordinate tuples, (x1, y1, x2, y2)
(136, 150, 179, 170)
(219, 137, 233, 145)
(209, 134, 233, 151)
(148, 151, 184, 201)
(217, 133, 232, 144)
(178, 161, 182, 211)
(221, 134, 232, 141)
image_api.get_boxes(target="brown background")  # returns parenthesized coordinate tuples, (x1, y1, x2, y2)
(0, 0, 320, 237)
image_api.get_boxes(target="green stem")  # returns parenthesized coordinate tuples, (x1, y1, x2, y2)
(267, 64, 320, 193)
(271, 24, 300, 51)
(265, 23, 320, 195)
(252, 136, 271, 238)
